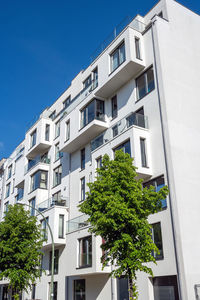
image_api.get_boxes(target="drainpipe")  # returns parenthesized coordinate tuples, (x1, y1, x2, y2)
(150, 19, 183, 299)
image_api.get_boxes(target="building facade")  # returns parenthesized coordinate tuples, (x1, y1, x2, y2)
(0, 0, 200, 299)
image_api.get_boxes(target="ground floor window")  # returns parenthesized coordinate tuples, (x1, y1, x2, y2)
(153, 276, 179, 300)
(49, 282, 57, 300)
(117, 277, 129, 300)
(74, 279, 85, 300)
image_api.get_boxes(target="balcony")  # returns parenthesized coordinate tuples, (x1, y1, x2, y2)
(91, 112, 148, 151)
(66, 214, 89, 234)
(36, 196, 69, 213)
(61, 99, 108, 154)
(24, 156, 50, 174)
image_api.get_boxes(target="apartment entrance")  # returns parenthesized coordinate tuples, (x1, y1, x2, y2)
(153, 276, 179, 300)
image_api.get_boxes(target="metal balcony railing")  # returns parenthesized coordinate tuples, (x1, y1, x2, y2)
(36, 196, 69, 212)
(24, 157, 50, 174)
(91, 112, 148, 152)
(66, 214, 89, 234)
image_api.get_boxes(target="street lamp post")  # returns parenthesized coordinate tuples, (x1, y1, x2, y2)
(17, 203, 54, 300)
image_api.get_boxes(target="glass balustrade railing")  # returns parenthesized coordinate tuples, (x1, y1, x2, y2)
(91, 112, 148, 152)
(24, 156, 50, 174)
(36, 196, 69, 212)
(66, 214, 89, 233)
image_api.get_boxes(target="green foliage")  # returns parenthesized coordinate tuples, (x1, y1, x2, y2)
(79, 150, 168, 299)
(0, 204, 44, 297)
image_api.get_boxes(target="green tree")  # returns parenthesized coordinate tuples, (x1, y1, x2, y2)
(0, 204, 44, 300)
(79, 150, 168, 300)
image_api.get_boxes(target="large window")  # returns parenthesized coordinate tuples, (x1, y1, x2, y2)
(49, 249, 59, 275)
(114, 140, 131, 157)
(143, 175, 167, 209)
(80, 99, 104, 129)
(80, 177, 85, 201)
(29, 197, 36, 216)
(81, 148, 85, 170)
(30, 129, 37, 148)
(110, 42, 125, 72)
(136, 67, 155, 100)
(5, 183, 11, 198)
(30, 170, 48, 192)
(53, 165, 62, 187)
(74, 279, 85, 300)
(7, 165, 12, 179)
(153, 276, 179, 300)
(55, 121, 60, 138)
(58, 215, 64, 238)
(151, 222, 164, 260)
(79, 236, 92, 267)
(111, 95, 118, 119)
(117, 277, 129, 300)
(49, 282, 57, 300)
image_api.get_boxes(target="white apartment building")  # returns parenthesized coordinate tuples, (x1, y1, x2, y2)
(0, 0, 200, 299)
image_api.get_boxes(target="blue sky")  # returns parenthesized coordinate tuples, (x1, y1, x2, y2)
(0, 0, 199, 158)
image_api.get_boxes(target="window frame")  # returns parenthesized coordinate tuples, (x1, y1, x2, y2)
(136, 66, 155, 101)
(80, 177, 85, 202)
(111, 95, 118, 119)
(74, 279, 85, 300)
(78, 236, 92, 268)
(80, 148, 85, 170)
(30, 170, 48, 192)
(110, 41, 126, 73)
(53, 165, 62, 187)
(30, 129, 37, 148)
(58, 214, 64, 238)
(151, 222, 164, 260)
(45, 124, 50, 141)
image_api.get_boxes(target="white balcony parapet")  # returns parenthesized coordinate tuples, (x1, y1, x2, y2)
(91, 112, 148, 152)
(66, 214, 89, 234)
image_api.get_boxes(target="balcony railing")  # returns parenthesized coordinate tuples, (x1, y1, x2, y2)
(90, 16, 146, 63)
(66, 214, 89, 234)
(91, 112, 148, 152)
(24, 156, 50, 174)
(36, 196, 69, 212)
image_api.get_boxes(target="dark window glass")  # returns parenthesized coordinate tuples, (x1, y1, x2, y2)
(83, 75, 92, 89)
(7, 165, 12, 179)
(81, 148, 85, 170)
(136, 67, 155, 100)
(110, 42, 125, 72)
(41, 217, 48, 240)
(30, 130, 37, 148)
(31, 284, 36, 299)
(49, 249, 59, 275)
(58, 215, 64, 238)
(151, 223, 164, 260)
(112, 125, 118, 137)
(92, 68, 98, 89)
(135, 37, 141, 59)
(153, 276, 179, 300)
(117, 277, 129, 300)
(140, 138, 148, 167)
(111, 95, 118, 119)
(79, 236, 92, 267)
(143, 175, 167, 209)
(80, 177, 85, 201)
(45, 124, 50, 141)
(74, 279, 85, 300)
(80, 99, 104, 128)
(66, 120, 70, 141)
(29, 197, 35, 216)
(91, 134, 104, 151)
(55, 121, 60, 138)
(49, 110, 56, 120)
(63, 96, 71, 108)
(53, 165, 62, 187)
(114, 140, 131, 156)
(30, 170, 48, 192)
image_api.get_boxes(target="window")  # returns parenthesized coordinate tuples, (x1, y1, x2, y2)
(114, 140, 131, 156)
(55, 121, 60, 138)
(81, 148, 85, 170)
(53, 165, 62, 187)
(49, 110, 56, 120)
(55, 143, 60, 161)
(80, 177, 85, 201)
(58, 215, 64, 238)
(29, 197, 36, 216)
(65, 120, 70, 141)
(153, 276, 179, 300)
(136, 66, 155, 100)
(31, 284, 36, 300)
(5, 183, 11, 198)
(12, 178, 15, 194)
(126, 108, 145, 128)
(41, 217, 48, 240)
(111, 95, 118, 119)
(80, 99, 104, 129)
(110, 42, 125, 72)
(112, 125, 118, 137)
(140, 138, 148, 167)
(52, 190, 61, 204)
(96, 156, 102, 169)
(79, 236, 92, 267)
(16, 188, 24, 201)
(135, 37, 141, 60)
(83, 75, 92, 89)
(143, 175, 167, 209)
(74, 279, 85, 300)
(30, 170, 48, 192)
(151, 222, 164, 260)
(30, 130, 37, 148)
(4, 201, 9, 214)
(117, 277, 129, 300)
(63, 95, 71, 109)
(49, 249, 59, 275)
(7, 165, 12, 179)
(49, 282, 57, 300)
(45, 124, 50, 141)
(92, 67, 98, 89)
